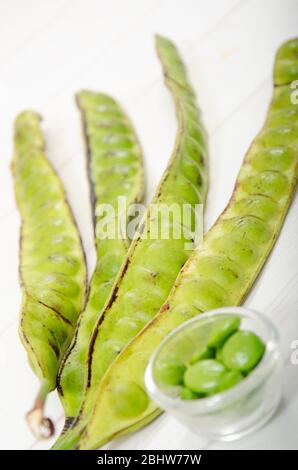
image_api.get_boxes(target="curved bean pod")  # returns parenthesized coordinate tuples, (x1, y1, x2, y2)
(57, 91, 144, 420)
(52, 34, 208, 449)
(78, 37, 298, 449)
(12, 111, 87, 438)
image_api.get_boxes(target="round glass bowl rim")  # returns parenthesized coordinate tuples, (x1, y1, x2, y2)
(145, 306, 280, 413)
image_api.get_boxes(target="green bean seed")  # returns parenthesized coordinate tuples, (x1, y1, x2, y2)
(110, 382, 149, 418)
(217, 371, 244, 392)
(158, 328, 259, 399)
(154, 359, 186, 386)
(180, 387, 203, 400)
(216, 346, 224, 363)
(184, 360, 227, 394)
(221, 330, 265, 372)
(189, 346, 215, 364)
(207, 317, 240, 348)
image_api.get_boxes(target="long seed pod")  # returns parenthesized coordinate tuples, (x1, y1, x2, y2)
(77, 37, 298, 449)
(12, 111, 87, 439)
(52, 34, 208, 449)
(57, 91, 144, 422)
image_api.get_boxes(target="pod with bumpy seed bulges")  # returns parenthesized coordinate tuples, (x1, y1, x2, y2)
(12, 111, 87, 439)
(56, 91, 144, 423)
(52, 34, 208, 449)
(77, 37, 298, 450)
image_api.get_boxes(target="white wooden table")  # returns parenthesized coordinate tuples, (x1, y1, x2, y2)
(0, 0, 297, 450)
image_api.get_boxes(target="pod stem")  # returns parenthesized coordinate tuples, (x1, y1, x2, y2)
(26, 382, 55, 439)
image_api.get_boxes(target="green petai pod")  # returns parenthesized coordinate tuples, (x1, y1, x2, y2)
(56, 91, 144, 422)
(52, 34, 208, 449)
(12, 111, 88, 439)
(77, 37, 298, 449)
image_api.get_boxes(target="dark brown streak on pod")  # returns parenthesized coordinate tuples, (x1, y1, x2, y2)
(85, 254, 133, 387)
(84, 219, 151, 388)
(56, 93, 144, 424)
(63, 417, 76, 433)
(57, 93, 98, 398)
(160, 302, 169, 313)
(19, 317, 32, 346)
(274, 80, 293, 88)
(57, 320, 82, 396)
(56, 376, 64, 396)
(48, 339, 60, 360)
(36, 298, 74, 327)
(102, 285, 120, 311)
(19, 316, 45, 375)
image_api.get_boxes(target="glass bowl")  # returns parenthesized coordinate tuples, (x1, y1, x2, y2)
(145, 306, 281, 441)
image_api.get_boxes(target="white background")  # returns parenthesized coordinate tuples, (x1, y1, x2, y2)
(0, 0, 297, 450)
